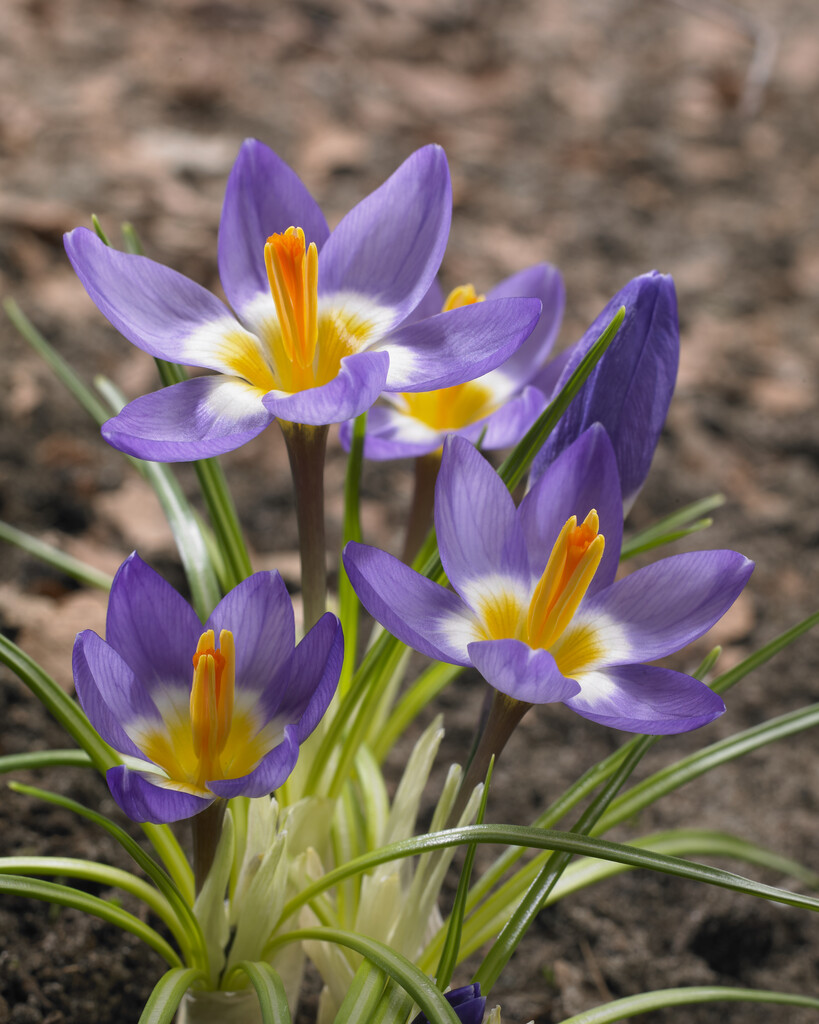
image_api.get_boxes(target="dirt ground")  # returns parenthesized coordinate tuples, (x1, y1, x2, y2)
(1, 0, 818, 1021)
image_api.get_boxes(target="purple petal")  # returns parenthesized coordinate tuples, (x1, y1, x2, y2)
(467, 639, 580, 704)
(107, 765, 213, 823)
(381, 298, 542, 392)
(436, 437, 529, 600)
(531, 272, 679, 509)
(73, 631, 149, 759)
(483, 263, 565, 390)
(271, 612, 343, 742)
(402, 278, 446, 327)
(207, 726, 300, 799)
(102, 376, 275, 462)
(340, 404, 445, 461)
(218, 139, 330, 322)
(586, 550, 754, 664)
(318, 146, 451, 327)
(64, 227, 242, 367)
(519, 425, 623, 593)
(343, 542, 475, 664)
(262, 350, 389, 425)
(564, 664, 726, 734)
(206, 571, 295, 691)
(412, 985, 486, 1024)
(105, 553, 202, 691)
(457, 385, 547, 451)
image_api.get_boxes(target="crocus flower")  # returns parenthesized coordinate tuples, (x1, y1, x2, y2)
(344, 428, 752, 733)
(73, 554, 343, 822)
(411, 985, 486, 1024)
(339, 264, 565, 460)
(64, 140, 541, 462)
(530, 271, 679, 511)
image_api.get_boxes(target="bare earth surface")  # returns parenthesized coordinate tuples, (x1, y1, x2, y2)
(1, 1, 818, 1021)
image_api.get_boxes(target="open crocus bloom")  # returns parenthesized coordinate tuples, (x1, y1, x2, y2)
(339, 264, 565, 460)
(73, 554, 343, 822)
(344, 428, 753, 733)
(64, 140, 541, 462)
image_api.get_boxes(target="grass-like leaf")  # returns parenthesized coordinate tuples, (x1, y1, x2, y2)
(262, 927, 461, 1024)
(556, 985, 819, 1023)
(229, 961, 293, 1024)
(137, 967, 207, 1024)
(9, 781, 202, 966)
(0, 873, 182, 966)
(0, 519, 113, 590)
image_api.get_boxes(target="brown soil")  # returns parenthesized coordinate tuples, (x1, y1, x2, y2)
(1, 1, 818, 1022)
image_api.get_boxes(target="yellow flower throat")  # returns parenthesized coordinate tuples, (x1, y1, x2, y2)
(478, 510, 606, 674)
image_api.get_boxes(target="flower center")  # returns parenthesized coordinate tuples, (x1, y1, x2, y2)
(264, 227, 319, 374)
(400, 283, 498, 431)
(526, 510, 604, 650)
(189, 629, 235, 788)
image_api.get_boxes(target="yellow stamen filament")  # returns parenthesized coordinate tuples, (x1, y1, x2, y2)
(526, 510, 605, 650)
(189, 629, 235, 788)
(264, 227, 319, 372)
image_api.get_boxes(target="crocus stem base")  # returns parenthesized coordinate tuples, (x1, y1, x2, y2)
(451, 690, 532, 823)
(402, 451, 442, 564)
(280, 421, 330, 631)
(192, 799, 227, 896)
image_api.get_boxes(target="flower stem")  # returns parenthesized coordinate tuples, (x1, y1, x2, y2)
(450, 690, 532, 824)
(401, 451, 441, 564)
(280, 421, 330, 631)
(192, 800, 226, 896)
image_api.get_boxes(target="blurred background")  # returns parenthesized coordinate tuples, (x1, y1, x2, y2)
(0, 1, 817, 1021)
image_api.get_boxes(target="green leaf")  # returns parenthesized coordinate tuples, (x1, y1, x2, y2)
(4, 297, 111, 423)
(137, 967, 207, 1024)
(263, 927, 461, 1024)
(0, 519, 113, 590)
(8, 781, 203, 968)
(447, 828, 819, 960)
(497, 306, 626, 493)
(0, 873, 182, 966)
(555, 985, 819, 1023)
(95, 375, 223, 619)
(278, 824, 819, 925)
(332, 961, 387, 1024)
(473, 736, 653, 993)
(0, 634, 117, 774)
(594, 701, 819, 835)
(0, 748, 93, 773)
(338, 411, 367, 695)
(435, 758, 493, 990)
(373, 662, 463, 763)
(0, 855, 184, 946)
(229, 960, 292, 1024)
(710, 608, 819, 695)
(620, 493, 725, 560)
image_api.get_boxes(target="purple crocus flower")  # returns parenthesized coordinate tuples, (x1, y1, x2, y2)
(344, 428, 753, 734)
(530, 271, 679, 512)
(412, 984, 486, 1024)
(73, 554, 343, 823)
(339, 264, 565, 460)
(64, 140, 541, 462)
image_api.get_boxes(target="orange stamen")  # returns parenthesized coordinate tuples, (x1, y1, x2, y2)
(264, 227, 319, 372)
